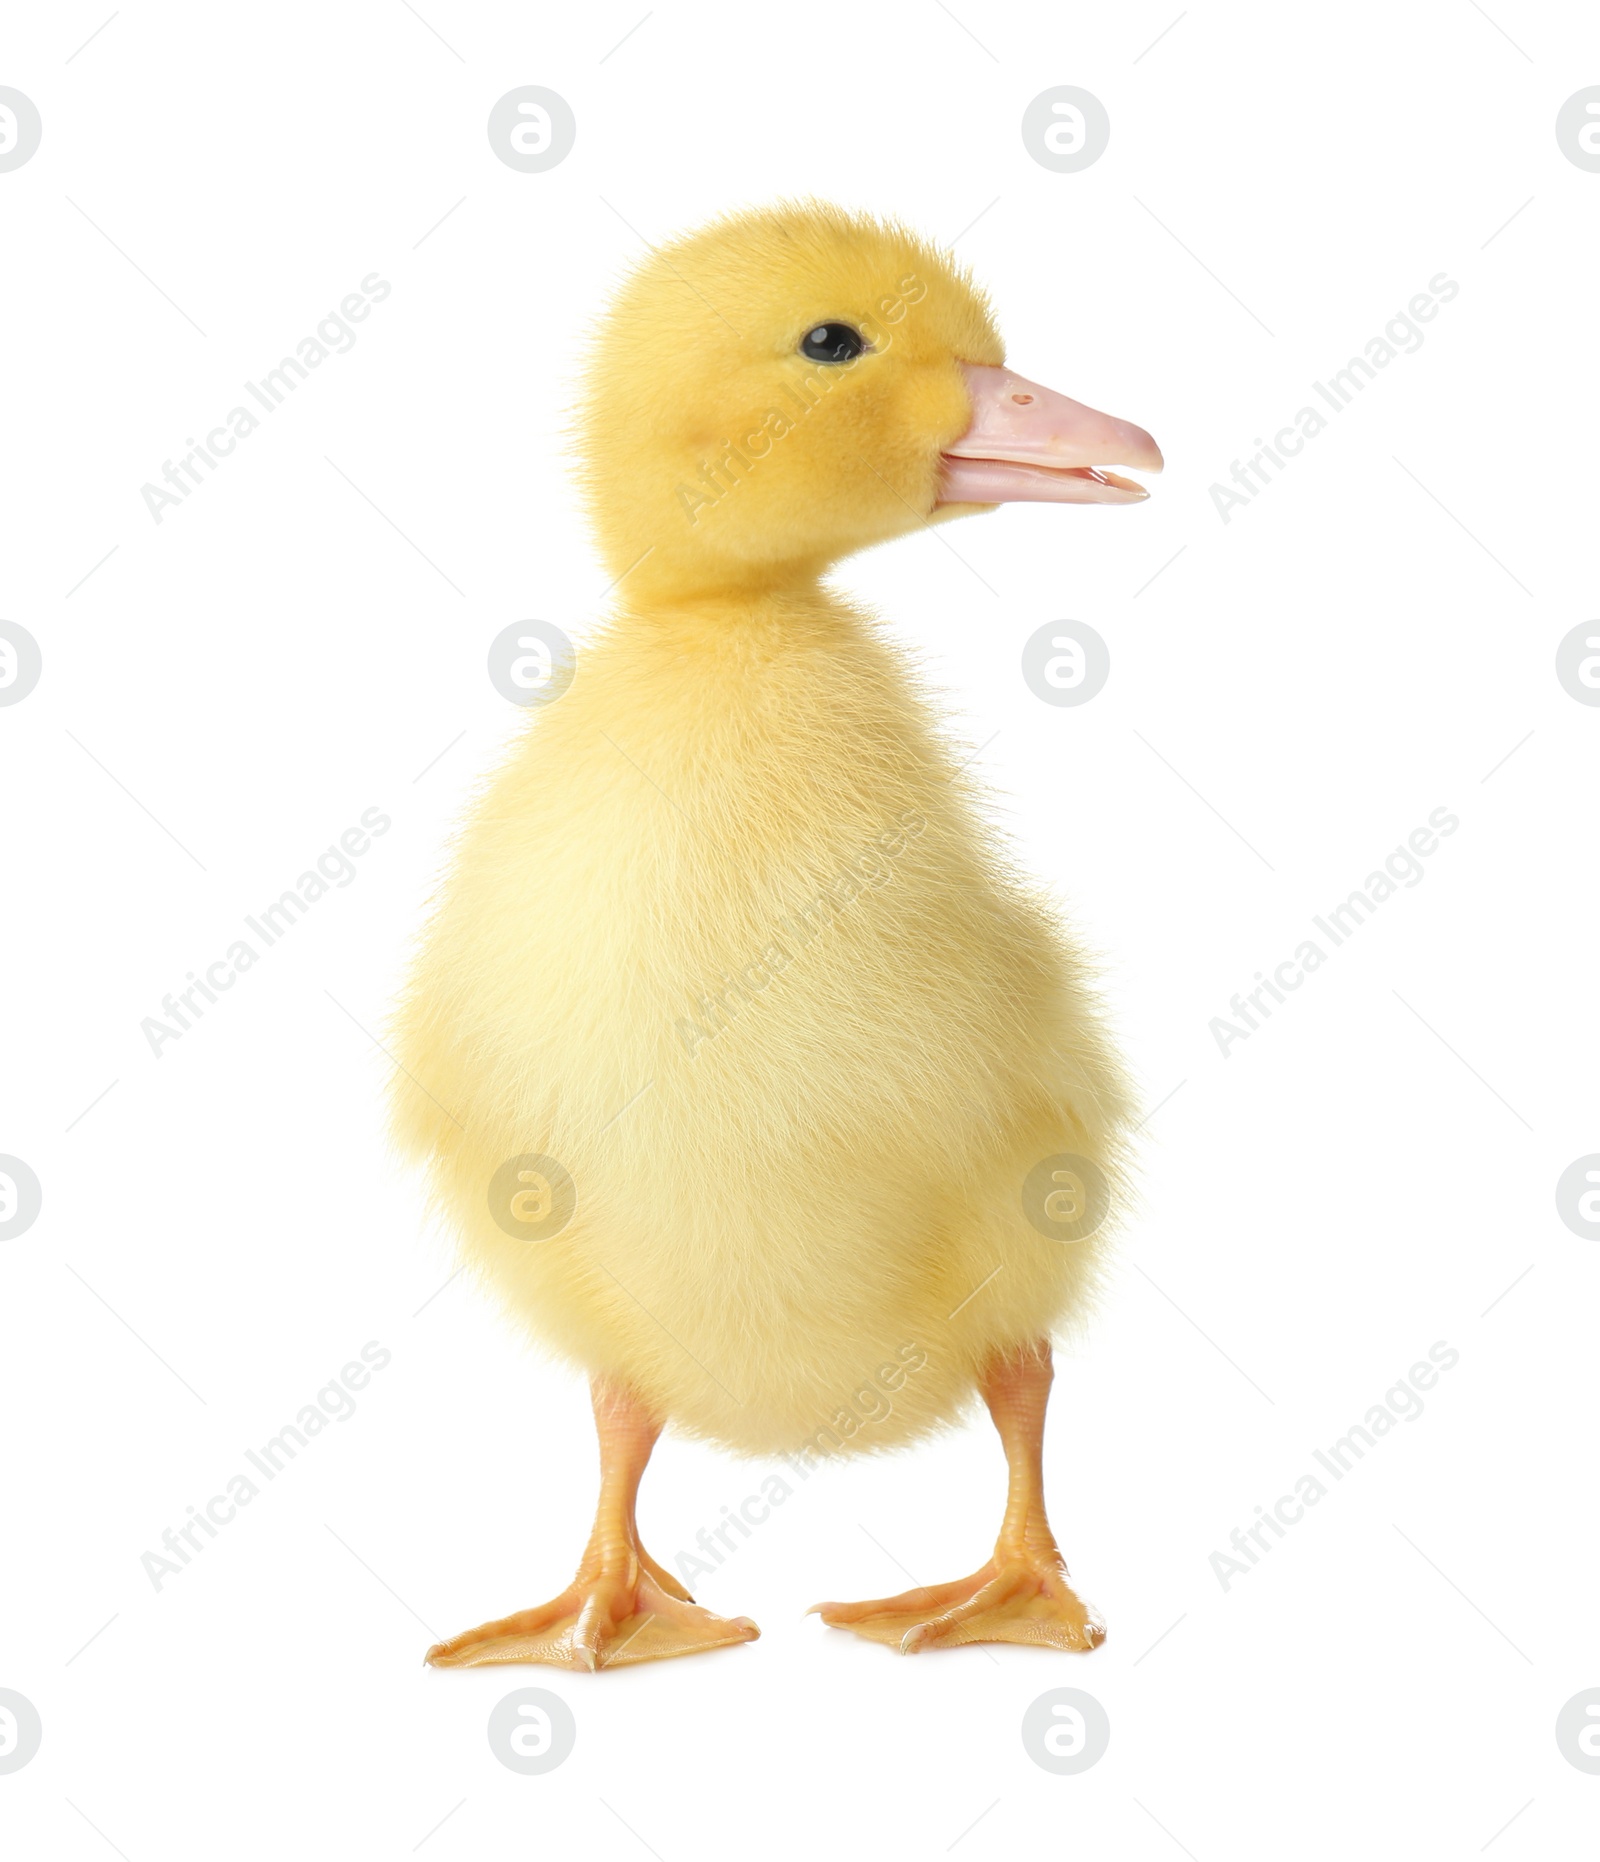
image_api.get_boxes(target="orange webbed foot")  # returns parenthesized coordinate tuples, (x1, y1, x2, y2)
(426, 1560, 759, 1671)
(811, 1547, 1104, 1655)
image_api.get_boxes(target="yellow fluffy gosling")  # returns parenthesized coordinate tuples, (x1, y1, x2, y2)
(392, 202, 1162, 1668)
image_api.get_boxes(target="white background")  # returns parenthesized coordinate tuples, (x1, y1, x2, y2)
(2, 1, 1597, 1856)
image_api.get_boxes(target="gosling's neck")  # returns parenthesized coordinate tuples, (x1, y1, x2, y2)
(607, 559, 866, 648)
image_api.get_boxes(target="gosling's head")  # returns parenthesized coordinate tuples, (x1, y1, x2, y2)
(576, 201, 1161, 601)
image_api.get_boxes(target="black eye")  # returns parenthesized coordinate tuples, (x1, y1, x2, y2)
(800, 322, 866, 363)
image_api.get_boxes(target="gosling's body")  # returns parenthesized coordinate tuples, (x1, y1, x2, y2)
(393, 588, 1131, 1458)
(396, 203, 1162, 1666)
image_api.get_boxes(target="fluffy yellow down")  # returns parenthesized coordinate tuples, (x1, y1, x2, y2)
(390, 204, 1134, 1459)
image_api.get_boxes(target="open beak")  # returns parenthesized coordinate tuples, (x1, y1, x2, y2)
(937, 363, 1163, 507)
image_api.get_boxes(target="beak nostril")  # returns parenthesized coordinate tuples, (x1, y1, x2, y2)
(1012, 393, 1034, 405)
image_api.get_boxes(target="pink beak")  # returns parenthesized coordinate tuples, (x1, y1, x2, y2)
(937, 363, 1163, 507)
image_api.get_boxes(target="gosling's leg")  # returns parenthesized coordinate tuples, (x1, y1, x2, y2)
(426, 1377, 759, 1670)
(811, 1340, 1104, 1654)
